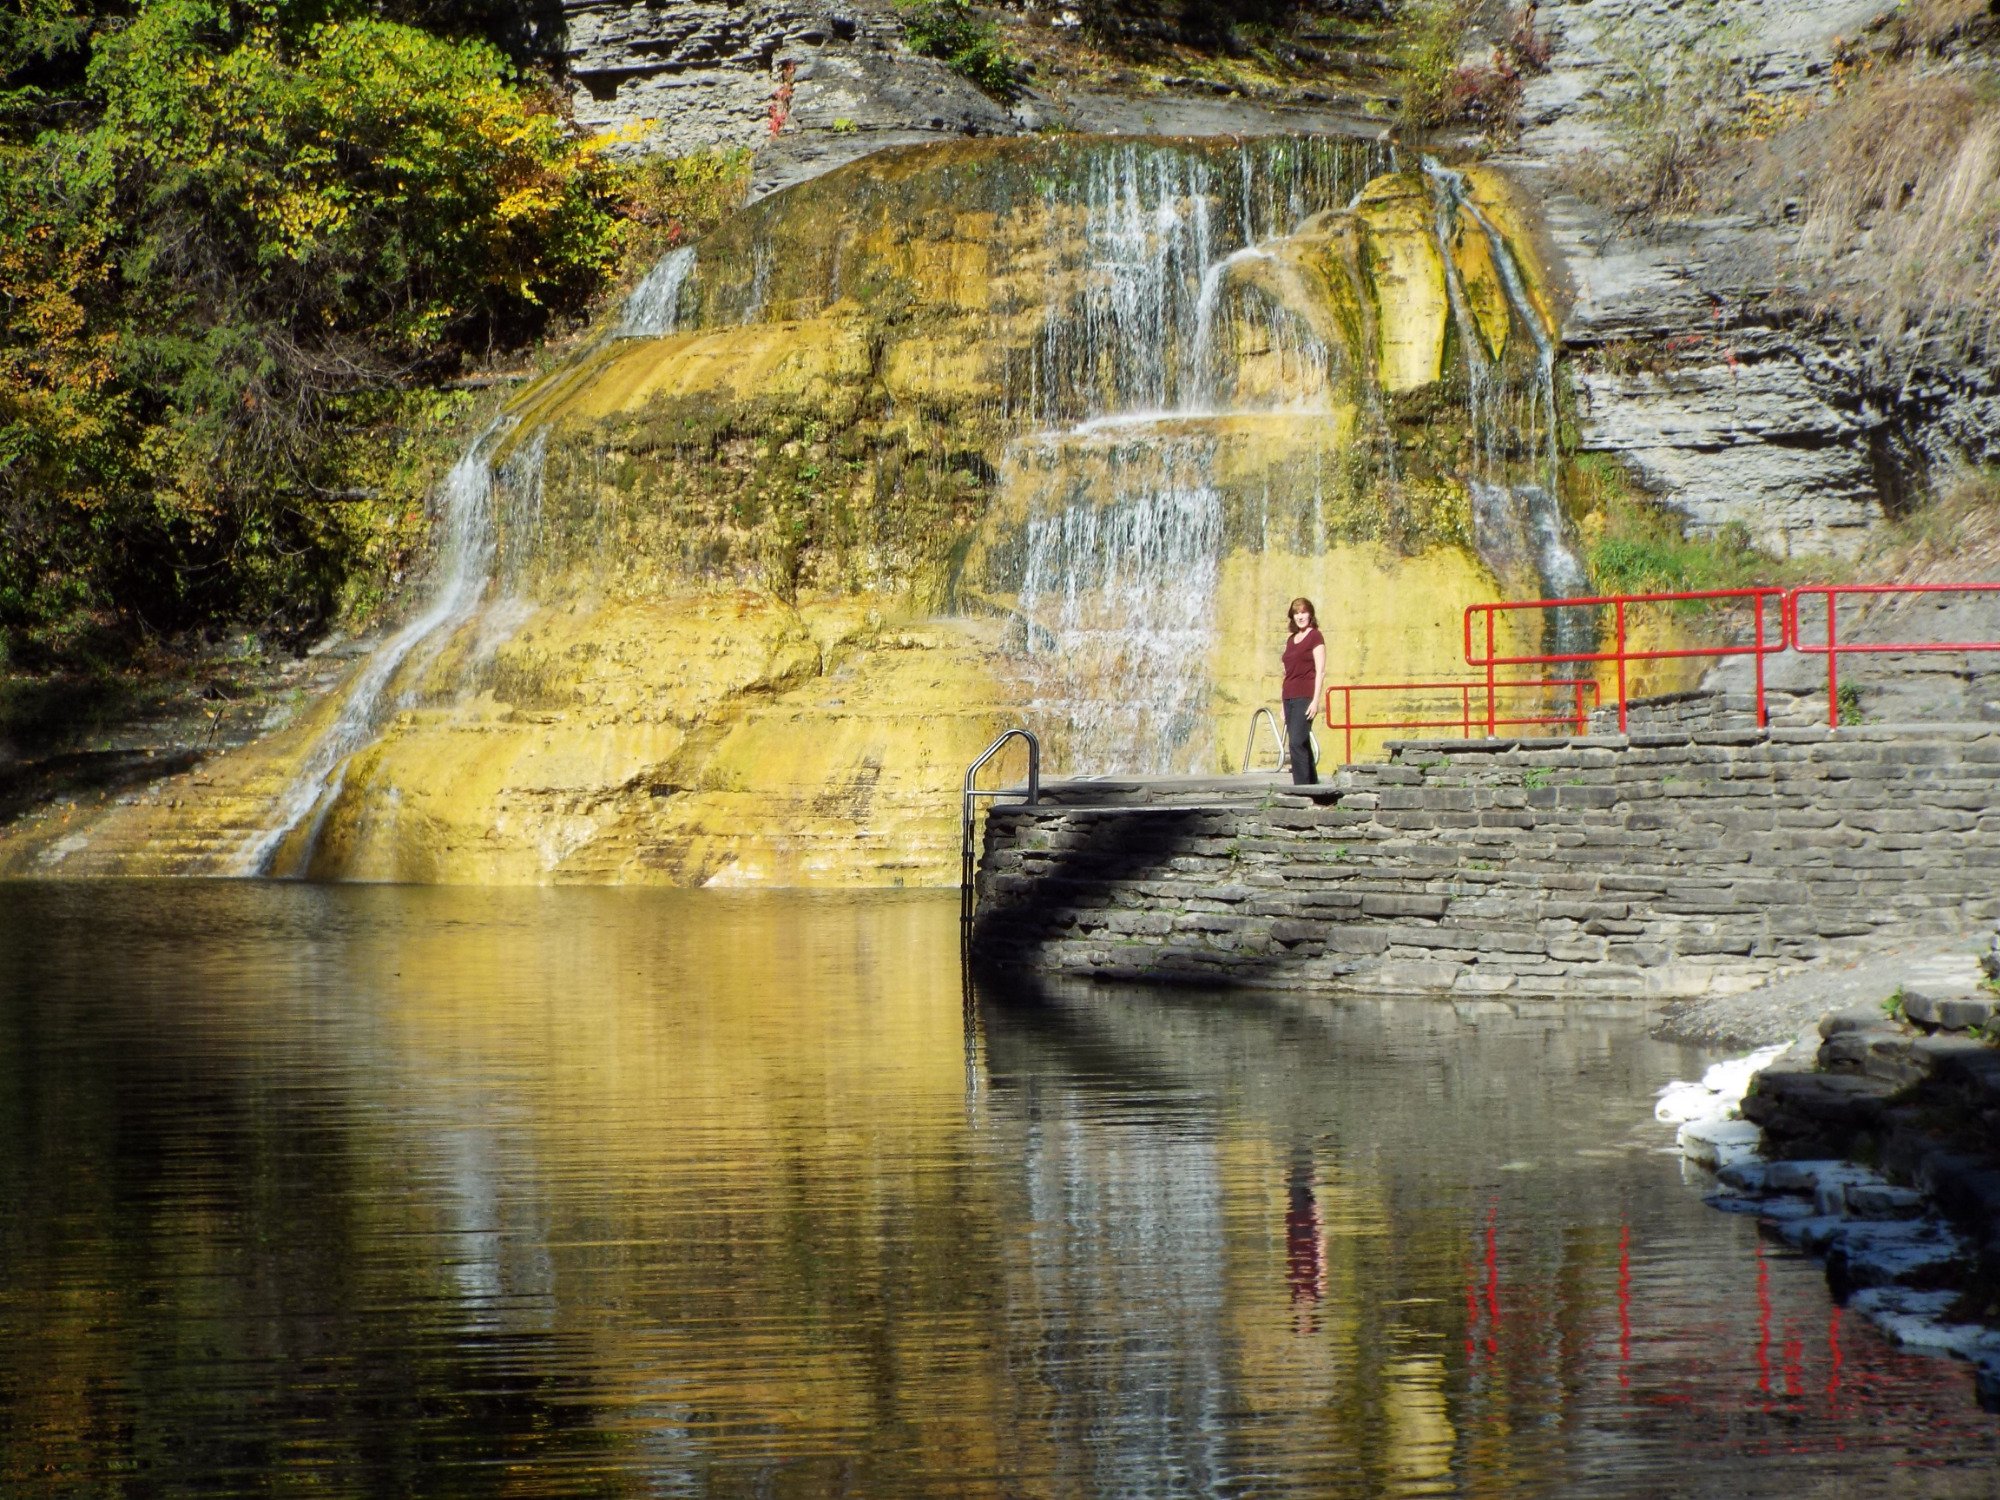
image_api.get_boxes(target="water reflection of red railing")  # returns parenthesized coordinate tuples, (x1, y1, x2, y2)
(1322, 678, 1600, 764)
(1786, 582, 2000, 728)
(1463, 587, 1790, 734)
(1456, 1204, 2000, 1447)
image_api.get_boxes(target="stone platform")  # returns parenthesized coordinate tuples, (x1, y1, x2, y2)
(969, 725, 2000, 999)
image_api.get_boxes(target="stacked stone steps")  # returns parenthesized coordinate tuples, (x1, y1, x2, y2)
(1733, 951, 2000, 1349)
(973, 723, 2000, 998)
(0, 755, 309, 877)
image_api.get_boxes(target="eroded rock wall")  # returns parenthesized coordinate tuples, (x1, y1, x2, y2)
(1, 138, 1577, 886)
(1497, 0, 2000, 555)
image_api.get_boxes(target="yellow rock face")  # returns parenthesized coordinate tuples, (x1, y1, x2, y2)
(3, 140, 1591, 887)
(291, 596, 1019, 886)
(1208, 545, 1546, 770)
(1352, 176, 1449, 393)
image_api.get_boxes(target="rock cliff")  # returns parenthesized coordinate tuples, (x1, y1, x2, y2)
(1493, 0, 1999, 554)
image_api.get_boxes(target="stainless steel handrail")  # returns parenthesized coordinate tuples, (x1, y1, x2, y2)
(1242, 706, 1289, 773)
(961, 727, 1040, 922)
(1242, 706, 1318, 774)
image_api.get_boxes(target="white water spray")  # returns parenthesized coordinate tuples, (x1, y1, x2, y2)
(1015, 442, 1224, 774)
(620, 248, 696, 338)
(234, 419, 512, 875)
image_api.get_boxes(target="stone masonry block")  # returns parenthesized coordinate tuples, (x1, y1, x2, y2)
(1360, 893, 1449, 918)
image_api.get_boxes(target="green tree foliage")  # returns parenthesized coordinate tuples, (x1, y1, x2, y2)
(0, 0, 625, 667)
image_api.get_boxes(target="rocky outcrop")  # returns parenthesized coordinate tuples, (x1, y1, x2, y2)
(557, 0, 1395, 199)
(560, 0, 1018, 184)
(1494, 0, 2000, 556)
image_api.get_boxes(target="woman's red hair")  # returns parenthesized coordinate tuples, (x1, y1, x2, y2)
(1286, 597, 1319, 631)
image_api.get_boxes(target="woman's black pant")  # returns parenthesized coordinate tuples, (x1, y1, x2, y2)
(1283, 696, 1318, 785)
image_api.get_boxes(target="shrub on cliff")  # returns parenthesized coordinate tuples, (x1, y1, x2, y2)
(897, 0, 1021, 96)
(0, 0, 627, 668)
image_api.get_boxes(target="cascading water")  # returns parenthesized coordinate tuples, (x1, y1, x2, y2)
(196, 135, 1589, 886)
(991, 139, 1391, 773)
(236, 419, 514, 875)
(1423, 158, 1593, 659)
(236, 224, 716, 873)
(1013, 439, 1223, 770)
(619, 247, 696, 338)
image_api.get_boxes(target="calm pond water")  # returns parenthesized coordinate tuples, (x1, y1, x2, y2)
(1, 882, 1995, 1496)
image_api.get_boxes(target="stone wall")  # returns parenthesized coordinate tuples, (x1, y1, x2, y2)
(970, 725, 2000, 999)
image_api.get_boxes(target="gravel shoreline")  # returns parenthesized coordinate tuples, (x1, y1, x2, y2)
(1653, 928, 1991, 1050)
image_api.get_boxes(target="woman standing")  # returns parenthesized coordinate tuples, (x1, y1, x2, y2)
(1281, 597, 1325, 786)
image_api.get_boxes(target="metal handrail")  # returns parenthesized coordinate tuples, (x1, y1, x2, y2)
(1242, 706, 1289, 773)
(1323, 677, 1601, 764)
(1787, 583, 2000, 728)
(961, 727, 1040, 922)
(1464, 587, 1788, 733)
(1242, 705, 1320, 775)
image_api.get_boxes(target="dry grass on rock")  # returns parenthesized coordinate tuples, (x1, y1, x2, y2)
(1861, 467, 2000, 586)
(1889, 0, 2000, 50)
(1791, 70, 2000, 354)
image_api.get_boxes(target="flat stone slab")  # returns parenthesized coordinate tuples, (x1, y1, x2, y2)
(1676, 1117, 1762, 1167)
(1742, 1069, 1896, 1127)
(1825, 1219, 1968, 1287)
(1847, 1182, 1929, 1220)
(1905, 989, 2000, 1032)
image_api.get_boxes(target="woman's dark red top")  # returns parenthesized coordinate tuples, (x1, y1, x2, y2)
(1282, 627, 1323, 701)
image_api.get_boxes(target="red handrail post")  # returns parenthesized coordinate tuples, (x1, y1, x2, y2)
(1826, 596, 1840, 729)
(1754, 594, 1768, 728)
(1614, 600, 1629, 734)
(1485, 613, 1497, 737)
(1571, 679, 1585, 735)
(1344, 686, 1354, 765)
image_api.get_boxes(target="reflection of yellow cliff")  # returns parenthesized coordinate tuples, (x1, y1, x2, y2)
(1, 140, 1600, 886)
(352, 890, 1026, 1467)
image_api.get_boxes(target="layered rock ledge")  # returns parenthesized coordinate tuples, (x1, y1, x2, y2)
(969, 725, 2000, 997)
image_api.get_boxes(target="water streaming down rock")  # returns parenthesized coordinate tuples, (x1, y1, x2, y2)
(1424, 159, 1593, 659)
(1015, 140, 1386, 425)
(985, 140, 1390, 772)
(619, 247, 696, 337)
(1013, 437, 1223, 773)
(236, 420, 512, 875)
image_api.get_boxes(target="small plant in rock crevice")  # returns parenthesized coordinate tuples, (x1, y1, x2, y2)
(1882, 988, 1908, 1022)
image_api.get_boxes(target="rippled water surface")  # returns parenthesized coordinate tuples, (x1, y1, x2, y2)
(2, 883, 1996, 1495)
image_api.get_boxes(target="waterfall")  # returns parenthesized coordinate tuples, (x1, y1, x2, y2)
(1015, 439, 1223, 775)
(1001, 139, 1391, 773)
(235, 419, 513, 875)
(1422, 159, 1594, 659)
(619, 247, 696, 337)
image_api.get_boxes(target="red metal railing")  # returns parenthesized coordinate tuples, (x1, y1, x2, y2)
(1323, 678, 1601, 764)
(1786, 583, 2000, 728)
(1464, 587, 1789, 733)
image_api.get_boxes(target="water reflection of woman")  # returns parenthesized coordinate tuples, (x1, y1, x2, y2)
(1286, 1147, 1326, 1334)
(1281, 597, 1325, 786)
